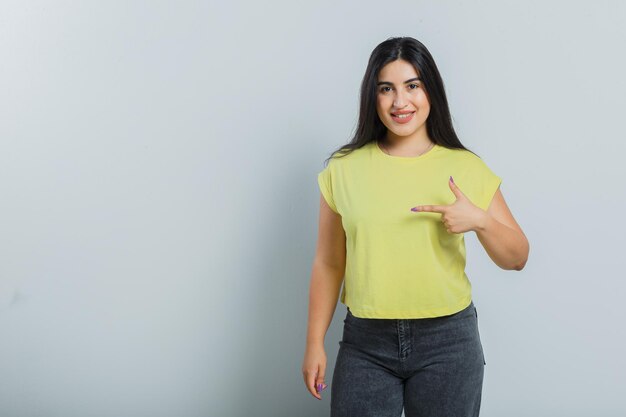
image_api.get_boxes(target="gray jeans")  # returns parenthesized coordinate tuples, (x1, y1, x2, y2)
(330, 300, 486, 417)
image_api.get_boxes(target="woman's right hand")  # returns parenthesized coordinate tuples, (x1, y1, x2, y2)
(301, 343, 328, 400)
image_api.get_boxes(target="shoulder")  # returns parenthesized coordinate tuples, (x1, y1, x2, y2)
(437, 146, 491, 169)
(323, 142, 372, 170)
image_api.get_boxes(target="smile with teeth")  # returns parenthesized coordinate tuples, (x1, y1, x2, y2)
(390, 111, 416, 123)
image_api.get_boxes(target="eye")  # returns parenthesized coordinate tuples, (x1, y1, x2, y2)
(380, 86, 392, 93)
(408, 83, 420, 89)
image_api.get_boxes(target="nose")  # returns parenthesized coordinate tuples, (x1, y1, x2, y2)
(393, 89, 408, 109)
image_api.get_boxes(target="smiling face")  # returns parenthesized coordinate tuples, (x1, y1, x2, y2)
(376, 59, 431, 141)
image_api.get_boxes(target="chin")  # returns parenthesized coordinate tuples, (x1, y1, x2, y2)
(388, 124, 419, 136)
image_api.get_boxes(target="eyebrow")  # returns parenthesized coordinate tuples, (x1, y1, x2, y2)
(376, 77, 421, 86)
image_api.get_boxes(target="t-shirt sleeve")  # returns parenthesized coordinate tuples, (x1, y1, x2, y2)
(473, 158, 502, 211)
(317, 163, 339, 214)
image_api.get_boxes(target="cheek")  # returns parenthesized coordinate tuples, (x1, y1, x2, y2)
(417, 91, 430, 108)
(418, 98, 430, 112)
(376, 97, 387, 117)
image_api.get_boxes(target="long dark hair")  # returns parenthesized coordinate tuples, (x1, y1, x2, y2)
(323, 36, 478, 166)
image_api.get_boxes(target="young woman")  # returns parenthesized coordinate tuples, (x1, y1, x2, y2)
(301, 37, 529, 417)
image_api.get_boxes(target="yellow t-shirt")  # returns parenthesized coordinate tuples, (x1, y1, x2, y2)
(317, 140, 502, 319)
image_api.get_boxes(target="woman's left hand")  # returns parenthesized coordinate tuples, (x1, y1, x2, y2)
(410, 176, 487, 234)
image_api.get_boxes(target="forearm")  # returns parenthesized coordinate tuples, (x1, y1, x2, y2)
(475, 214, 529, 270)
(306, 261, 344, 347)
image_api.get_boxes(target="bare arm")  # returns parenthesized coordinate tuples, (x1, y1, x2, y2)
(306, 194, 346, 347)
(302, 193, 346, 400)
(476, 188, 529, 270)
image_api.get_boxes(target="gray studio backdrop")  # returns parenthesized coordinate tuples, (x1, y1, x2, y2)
(1, 1, 624, 417)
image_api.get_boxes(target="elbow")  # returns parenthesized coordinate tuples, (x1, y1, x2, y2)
(512, 239, 530, 271)
(513, 260, 527, 271)
(501, 261, 525, 271)
(501, 258, 526, 271)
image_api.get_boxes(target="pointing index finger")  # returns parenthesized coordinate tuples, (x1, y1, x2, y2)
(411, 205, 446, 213)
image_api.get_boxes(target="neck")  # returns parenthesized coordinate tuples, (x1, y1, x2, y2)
(379, 134, 434, 157)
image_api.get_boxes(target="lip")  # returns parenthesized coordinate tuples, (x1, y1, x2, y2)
(391, 111, 415, 124)
(391, 110, 415, 115)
